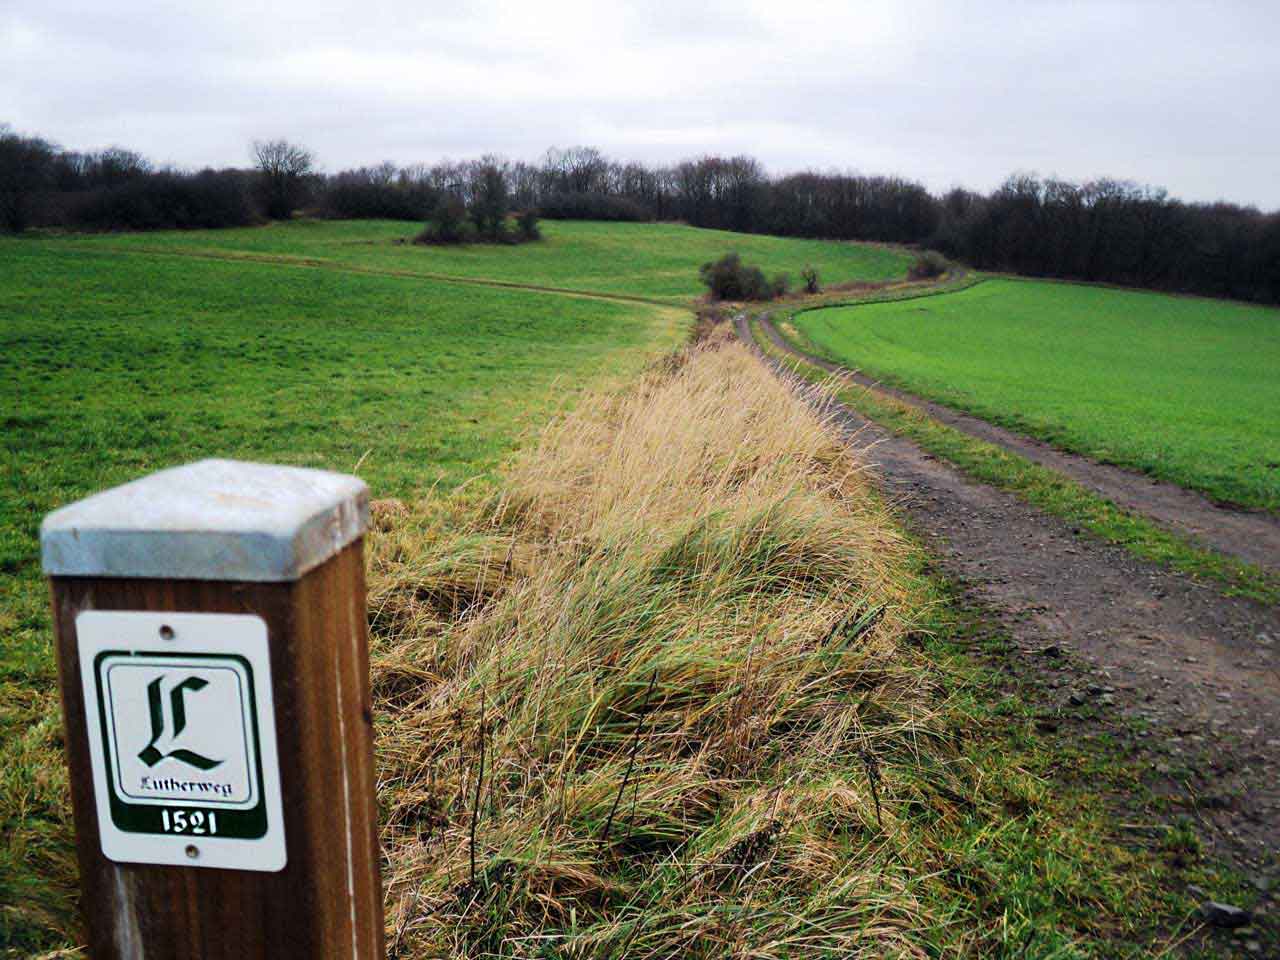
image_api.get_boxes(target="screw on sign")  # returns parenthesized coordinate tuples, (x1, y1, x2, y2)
(42, 459, 385, 959)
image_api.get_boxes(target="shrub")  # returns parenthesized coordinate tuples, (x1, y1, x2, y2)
(470, 164, 509, 239)
(699, 252, 786, 301)
(801, 265, 821, 294)
(516, 209, 541, 241)
(416, 195, 471, 244)
(416, 199, 542, 247)
(908, 250, 951, 280)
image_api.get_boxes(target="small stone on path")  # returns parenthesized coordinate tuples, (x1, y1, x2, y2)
(1199, 901, 1252, 929)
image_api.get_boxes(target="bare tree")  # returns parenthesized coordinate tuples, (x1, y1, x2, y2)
(96, 147, 151, 186)
(541, 146, 607, 195)
(252, 139, 315, 219)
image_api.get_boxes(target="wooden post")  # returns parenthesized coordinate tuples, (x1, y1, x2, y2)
(42, 459, 385, 959)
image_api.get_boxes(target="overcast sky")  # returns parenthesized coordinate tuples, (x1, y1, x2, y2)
(3, 0, 1278, 209)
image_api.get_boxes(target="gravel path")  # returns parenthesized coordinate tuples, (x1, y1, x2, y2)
(755, 313, 1280, 573)
(736, 313, 1280, 933)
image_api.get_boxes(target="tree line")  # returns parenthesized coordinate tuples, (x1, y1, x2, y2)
(932, 176, 1280, 303)
(3, 125, 1277, 303)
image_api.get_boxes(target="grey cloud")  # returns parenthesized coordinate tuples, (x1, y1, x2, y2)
(2, 0, 1277, 208)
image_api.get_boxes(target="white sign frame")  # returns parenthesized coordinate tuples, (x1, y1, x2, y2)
(77, 610, 287, 871)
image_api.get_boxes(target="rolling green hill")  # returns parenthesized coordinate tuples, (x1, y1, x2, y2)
(44, 218, 914, 302)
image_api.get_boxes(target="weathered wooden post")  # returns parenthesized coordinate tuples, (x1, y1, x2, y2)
(42, 458, 385, 958)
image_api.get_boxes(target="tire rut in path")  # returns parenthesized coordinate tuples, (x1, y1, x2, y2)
(737, 313, 1280, 910)
(756, 313, 1280, 574)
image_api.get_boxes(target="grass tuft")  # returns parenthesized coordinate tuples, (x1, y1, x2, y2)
(368, 334, 1193, 957)
(372, 334, 954, 956)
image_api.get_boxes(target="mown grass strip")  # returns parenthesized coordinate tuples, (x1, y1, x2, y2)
(787, 269, 986, 319)
(748, 317, 1280, 606)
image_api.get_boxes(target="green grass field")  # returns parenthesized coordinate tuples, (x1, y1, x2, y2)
(1, 220, 916, 951)
(1, 238, 689, 671)
(793, 278, 1280, 512)
(6, 224, 1263, 957)
(46, 218, 914, 302)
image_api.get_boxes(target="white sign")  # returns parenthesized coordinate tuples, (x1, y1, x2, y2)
(77, 611, 287, 871)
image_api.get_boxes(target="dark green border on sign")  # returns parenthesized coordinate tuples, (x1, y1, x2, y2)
(92, 650, 269, 840)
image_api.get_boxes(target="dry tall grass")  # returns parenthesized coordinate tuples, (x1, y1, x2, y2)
(369, 334, 966, 957)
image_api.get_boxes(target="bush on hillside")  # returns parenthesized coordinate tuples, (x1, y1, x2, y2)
(908, 250, 950, 280)
(415, 195, 542, 246)
(802, 265, 821, 294)
(700, 252, 790, 301)
(516, 209, 541, 241)
(470, 164, 510, 240)
(416, 195, 472, 244)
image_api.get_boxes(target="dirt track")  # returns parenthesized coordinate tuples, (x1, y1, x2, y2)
(756, 313, 1280, 573)
(735, 313, 1280, 933)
